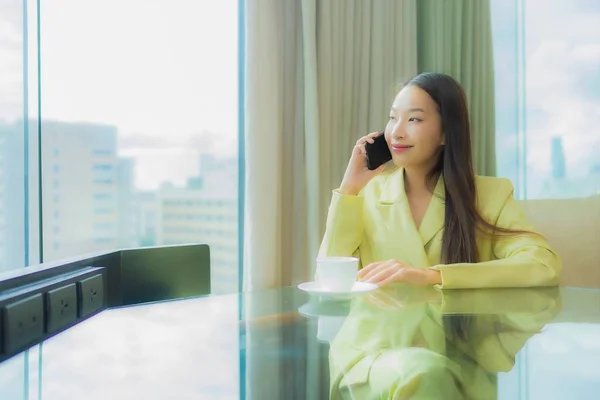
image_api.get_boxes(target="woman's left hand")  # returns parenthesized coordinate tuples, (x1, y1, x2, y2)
(357, 259, 441, 286)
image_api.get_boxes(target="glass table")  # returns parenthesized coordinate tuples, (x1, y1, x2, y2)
(0, 285, 599, 399)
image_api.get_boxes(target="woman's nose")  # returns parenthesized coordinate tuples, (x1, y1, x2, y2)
(391, 121, 406, 139)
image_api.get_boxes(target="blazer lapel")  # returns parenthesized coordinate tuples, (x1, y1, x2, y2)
(418, 174, 445, 248)
(378, 167, 404, 204)
(378, 168, 431, 268)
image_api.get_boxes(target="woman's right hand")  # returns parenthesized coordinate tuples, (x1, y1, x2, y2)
(339, 131, 388, 196)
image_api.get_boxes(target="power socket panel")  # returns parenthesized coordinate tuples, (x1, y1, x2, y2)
(78, 274, 104, 318)
(2, 294, 44, 354)
(0, 267, 106, 361)
(46, 283, 78, 334)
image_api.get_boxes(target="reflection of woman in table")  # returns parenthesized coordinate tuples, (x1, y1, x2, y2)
(328, 285, 561, 399)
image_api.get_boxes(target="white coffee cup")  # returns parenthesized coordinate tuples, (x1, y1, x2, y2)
(316, 256, 359, 292)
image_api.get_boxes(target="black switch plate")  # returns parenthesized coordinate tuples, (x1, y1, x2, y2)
(46, 283, 78, 333)
(2, 294, 44, 354)
(77, 274, 104, 318)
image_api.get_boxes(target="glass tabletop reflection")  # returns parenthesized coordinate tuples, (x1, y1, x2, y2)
(0, 285, 599, 400)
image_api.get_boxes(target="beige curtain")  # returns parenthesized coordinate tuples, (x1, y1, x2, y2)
(243, 0, 417, 293)
(243, 1, 417, 398)
(417, 0, 496, 176)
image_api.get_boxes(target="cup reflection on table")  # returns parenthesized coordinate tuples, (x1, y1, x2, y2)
(300, 296, 352, 343)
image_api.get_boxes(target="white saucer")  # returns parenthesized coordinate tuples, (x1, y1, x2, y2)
(297, 281, 378, 298)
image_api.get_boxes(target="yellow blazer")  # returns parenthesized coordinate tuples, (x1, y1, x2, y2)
(319, 167, 561, 289)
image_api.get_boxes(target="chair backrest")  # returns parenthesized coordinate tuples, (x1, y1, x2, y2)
(518, 196, 600, 288)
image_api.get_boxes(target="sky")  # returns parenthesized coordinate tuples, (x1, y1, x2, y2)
(1, 0, 238, 189)
(489, 0, 600, 197)
(523, 0, 600, 179)
(0, 0, 23, 122)
(1, 0, 599, 191)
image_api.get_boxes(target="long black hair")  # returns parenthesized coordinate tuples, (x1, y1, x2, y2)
(404, 72, 526, 265)
(404, 73, 531, 361)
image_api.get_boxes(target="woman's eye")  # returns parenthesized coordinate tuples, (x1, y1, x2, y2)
(389, 116, 395, 120)
(408, 117, 422, 122)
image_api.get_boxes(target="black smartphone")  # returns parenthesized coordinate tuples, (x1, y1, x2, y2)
(365, 131, 392, 170)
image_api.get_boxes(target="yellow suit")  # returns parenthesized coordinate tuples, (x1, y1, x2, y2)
(319, 167, 561, 289)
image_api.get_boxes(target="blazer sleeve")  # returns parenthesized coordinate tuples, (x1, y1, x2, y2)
(430, 180, 562, 289)
(318, 189, 364, 258)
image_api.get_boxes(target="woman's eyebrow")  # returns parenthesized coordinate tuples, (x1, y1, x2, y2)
(390, 106, 425, 112)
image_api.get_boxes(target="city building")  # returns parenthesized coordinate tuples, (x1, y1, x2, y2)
(135, 190, 159, 248)
(0, 121, 25, 273)
(117, 157, 138, 249)
(0, 125, 8, 272)
(41, 121, 133, 260)
(539, 137, 600, 199)
(2, 119, 240, 291)
(156, 154, 238, 294)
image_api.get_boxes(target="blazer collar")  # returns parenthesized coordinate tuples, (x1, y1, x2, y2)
(379, 168, 445, 249)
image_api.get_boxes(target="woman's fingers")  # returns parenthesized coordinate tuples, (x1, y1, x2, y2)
(377, 269, 408, 286)
(352, 143, 365, 157)
(359, 259, 397, 282)
(356, 131, 382, 146)
(357, 260, 383, 279)
(356, 137, 374, 145)
(364, 264, 399, 284)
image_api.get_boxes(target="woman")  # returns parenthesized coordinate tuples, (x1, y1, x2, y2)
(319, 72, 561, 289)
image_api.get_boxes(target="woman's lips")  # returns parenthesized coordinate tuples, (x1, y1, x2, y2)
(391, 144, 413, 152)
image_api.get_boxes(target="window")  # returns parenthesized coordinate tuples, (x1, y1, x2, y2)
(93, 179, 114, 184)
(93, 149, 112, 156)
(94, 222, 114, 230)
(0, 0, 26, 274)
(93, 237, 113, 244)
(41, 0, 240, 295)
(492, 0, 600, 199)
(92, 164, 114, 171)
(0, 0, 36, 392)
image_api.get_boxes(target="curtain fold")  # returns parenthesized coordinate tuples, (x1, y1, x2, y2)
(244, 0, 417, 293)
(417, 0, 496, 176)
(243, 1, 418, 398)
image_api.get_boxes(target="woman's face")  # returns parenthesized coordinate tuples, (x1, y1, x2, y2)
(385, 85, 444, 169)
